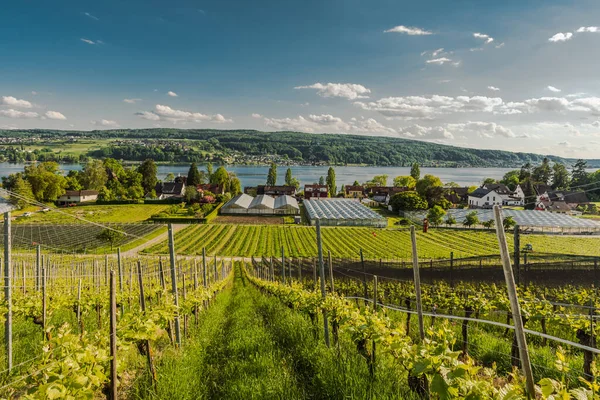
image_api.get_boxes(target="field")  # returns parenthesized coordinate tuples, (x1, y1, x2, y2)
(13, 204, 169, 224)
(144, 224, 600, 259)
(1, 223, 164, 253)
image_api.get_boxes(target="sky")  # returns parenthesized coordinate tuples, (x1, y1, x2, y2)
(1, 0, 600, 158)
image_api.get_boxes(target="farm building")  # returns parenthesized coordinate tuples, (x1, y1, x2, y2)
(304, 199, 387, 228)
(221, 194, 299, 215)
(57, 190, 99, 205)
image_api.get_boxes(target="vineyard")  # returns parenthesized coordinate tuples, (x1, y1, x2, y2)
(143, 223, 600, 260)
(0, 223, 164, 253)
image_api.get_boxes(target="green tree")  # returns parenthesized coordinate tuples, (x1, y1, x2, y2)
(206, 163, 214, 181)
(523, 179, 536, 210)
(367, 175, 388, 187)
(319, 176, 325, 185)
(571, 159, 589, 189)
(65, 171, 83, 191)
(96, 228, 124, 251)
(138, 159, 158, 194)
(482, 177, 497, 185)
(211, 166, 230, 190)
(427, 205, 446, 227)
(184, 186, 198, 203)
(532, 157, 552, 184)
(229, 173, 242, 195)
(551, 163, 570, 189)
(500, 170, 520, 191)
(187, 162, 203, 186)
(352, 180, 360, 186)
(416, 174, 443, 207)
(285, 168, 300, 189)
(165, 172, 176, 182)
(482, 219, 495, 230)
(463, 211, 479, 228)
(445, 215, 456, 227)
(267, 163, 277, 186)
(24, 162, 67, 202)
(10, 175, 35, 209)
(410, 162, 421, 180)
(81, 159, 108, 191)
(519, 162, 532, 182)
(326, 167, 337, 197)
(389, 192, 428, 212)
(503, 216, 516, 231)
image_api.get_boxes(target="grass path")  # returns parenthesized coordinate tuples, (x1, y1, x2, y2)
(132, 265, 408, 399)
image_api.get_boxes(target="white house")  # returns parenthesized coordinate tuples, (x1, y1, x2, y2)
(57, 190, 99, 205)
(468, 183, 524, 208)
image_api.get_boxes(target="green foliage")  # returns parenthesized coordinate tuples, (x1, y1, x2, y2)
(427, 205, 446, 227)
(532, 157, 552, 185)
(138, 159, 158, 194)
(389, 191, 428, 212)
(500, 170, 520, 191)
(285, 168, 300, 189)
(96, 228, 125, 250)
(463, 211, 479, 228)
(326, 167, 336, 197)
(445, 215, 456, 227)
(24, 162, 68, 202)
(267, 163, 277, 186)
(552, 163, 570, 189)
(10, 174, 35, 208)
(81, 159, 108, 191)
(503, 216, 516, 231)
(187, 162, 204, 186)
(410, 162, 421, 180)
(393, 175, 416, 189)
(367, 174, 388, 187)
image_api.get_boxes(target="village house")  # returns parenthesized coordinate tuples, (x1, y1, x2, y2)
(256, 185, 297, 197)
(57, 190, 99, 205)
(344, 185, 366, 199)
(443, 187, 470, 206)
(368, 186, 408, 205)
(152, 182, 186, 200)
(197, 183, 225, 195)
(468, 183, 524, 208)
(304, 184, 328, 200)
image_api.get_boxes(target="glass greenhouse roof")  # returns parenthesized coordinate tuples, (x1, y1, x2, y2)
(304, 199, 386, 221)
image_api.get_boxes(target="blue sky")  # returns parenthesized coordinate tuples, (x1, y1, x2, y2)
(1, 0, 600, 157)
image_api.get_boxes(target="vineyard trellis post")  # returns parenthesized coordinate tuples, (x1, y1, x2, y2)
(281, 246, 285, 284)
(109, 269, 117, 400)
(410, 226, 425, 341)
(316, 219, 330, 348)
(213, 255, 217, 283)
(328, 250, 334, 293)
(493, 205, 535, 397)
(36, 244, 41, 291)
(202, 248, 207, 288)
(514, 225, 520, 286)
(372, 275, 378, 375)
(168, 224, 182, 347)
(117, 247, 123, 315)
(450, 252, 454, 288)
(360, 249, 368, 306)
(270, 256, 274, 281)
(3, 209, 13, 370)
(137, 261, 157, 385)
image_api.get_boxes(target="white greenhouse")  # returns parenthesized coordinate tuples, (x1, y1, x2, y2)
(304, 199, 386, 228)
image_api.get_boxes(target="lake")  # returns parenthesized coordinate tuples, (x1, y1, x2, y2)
(0, 162, 521, 187)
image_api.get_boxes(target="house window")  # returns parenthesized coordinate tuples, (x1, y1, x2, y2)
(487, 196, 489, 201)
(493, 196, 495, 201)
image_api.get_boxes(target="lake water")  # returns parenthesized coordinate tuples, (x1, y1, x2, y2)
(0, 162, 520, 187)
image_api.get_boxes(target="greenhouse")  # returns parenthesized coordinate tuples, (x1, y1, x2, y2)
(304, 199, 387, 228)
(221, 194, 299, 215)
(404, 208, 600, 233)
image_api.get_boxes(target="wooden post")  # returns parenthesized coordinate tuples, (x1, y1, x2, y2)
(360, 249, 368, 305)
(4, 211, 12, 370)
(193, 272, 199, 326)
(202, 248, 207, 287)
(42, 267, 47, 341)
(270, 256, 274, 281)
(328, 250, 334, 293)
(450, 251, 454, 288)
(372, 275, 378, 374)
(182, 273, 188, 339)
(105, 254, 109, 285)
(109, 270, 117, 400)
(298, 258, 302, 281)
(77, 279, 83, 333)
(281, 246, 285, 284)
(213, 255, 217, 283)
(117, 247, 123, 293)
(316, 220, 330, 347)
(313, 258, 317, 289)
(21, 261, 25, 295)
(137, 261, 157, 385)
(514, 225, 520, 286)
(493, 206, 535, 397)
(410, 226, 425, 341)
(36, 244, 41, 292)
(168, 224, 182, 347)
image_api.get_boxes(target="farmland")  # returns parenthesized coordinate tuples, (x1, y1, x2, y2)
(13, 204, 170, 224)
(144, 224, 600, 259)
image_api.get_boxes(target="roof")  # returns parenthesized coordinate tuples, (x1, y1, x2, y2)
(257, 185, 296, 195)
(304, 199, 386, 221)
(469, 187, 492, 198)
(249, 194, 275, 209)
(274, 195, 299, 209)
(546, 201, 572, 212)
(197, 183, 223, 193)
(483, 183, 511, 194)
(548, 190, 589, 204)
(535, 184, 552, 195)
(305, 184, 327, 189)
(223, 193, 253, 209)
(62, 190, 99, 197)
(448, 187, 470, 196)
(156, 182, 185, 195)
(345, 185, 365, 193)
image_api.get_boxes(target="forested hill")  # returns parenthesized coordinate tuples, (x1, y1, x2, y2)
(2, 128, 594, 167)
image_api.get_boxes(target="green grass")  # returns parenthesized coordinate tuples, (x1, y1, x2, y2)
(142, 224, 600, 260)
(131, 265, 409, 399)
(13, 204, 169, 225)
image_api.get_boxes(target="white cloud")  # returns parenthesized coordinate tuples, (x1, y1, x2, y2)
(91, 119, 118, 127)
(136, 104, 232, 124)
(469, 47, 484, 52)
(31, 91, 38, 96)
(44, 111, 67, 120)
(473, 33, 494, 44)
(447, 121, 515, 138)
(80, 38, 96, 45)
(426, 57, 453, 65)
(260, 113, 397, 136)
(167, 91, 178, 97)
(399, 125, 454, 140)
(123, 98, 142, 104)
(0, 109, 39, 119)
(487, 86, 500, 91)
(576, 26, 599, 33)
(384, 25, 432, 35)
(495, 42, 505, 48)
(566, 92, 586, 98)
(1, 96, 33, 108)
(548, 32, 573, 42)
(251, 113, 263, 118)
(431, 48, 445, 57)
(547, 85, 562, 93)
(84, 12, 99, 21)
(354, 95, 503, 119)
(294, 82, 371, 100)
